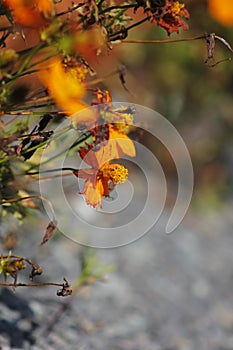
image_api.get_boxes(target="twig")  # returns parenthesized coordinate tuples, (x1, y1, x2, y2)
(109, 17, 150, 40)
(119, 35, 205, 44)
(99, 3, 137, 15)
(26, 167, 76, 175)
(0, 282, 63, 287)
(0, 195, 56, 222)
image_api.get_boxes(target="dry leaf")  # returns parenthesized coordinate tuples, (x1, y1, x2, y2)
(40, 219, 58, 245)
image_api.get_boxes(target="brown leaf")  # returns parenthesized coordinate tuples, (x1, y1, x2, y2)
(40, 220, 58, 245)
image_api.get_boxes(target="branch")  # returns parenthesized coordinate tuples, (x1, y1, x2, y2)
(119, 35, 205, 44)
(0, 195, 56, 221)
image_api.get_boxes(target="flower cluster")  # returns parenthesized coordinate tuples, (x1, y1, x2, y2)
(37, 55, 136, 208)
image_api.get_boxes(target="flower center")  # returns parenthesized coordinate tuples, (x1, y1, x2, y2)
(168, 1, 185, 17)
(102, 164, 128, 184)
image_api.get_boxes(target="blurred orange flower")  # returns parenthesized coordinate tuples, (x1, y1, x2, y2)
(38, 58, 96, 123)
(208, 0, 233, 27)
(3, 0, 54, 28)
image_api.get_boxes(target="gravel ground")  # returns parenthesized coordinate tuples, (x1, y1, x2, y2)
(1, 203, 233, 350)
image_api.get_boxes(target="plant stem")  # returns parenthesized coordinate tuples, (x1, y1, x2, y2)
(99, 3, 137, 15)
(120, 35, 205, 44)
(56, 2, 84, 17)
(0, 195, 56, 222)
(27, 167, 76, 175)
(0, 282, 63, 287)
(108, 17, 150, 40)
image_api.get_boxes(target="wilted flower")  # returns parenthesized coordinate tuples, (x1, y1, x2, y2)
(0, 253, 26, 281)
(155, 1, 189, 35)
(136, 0, 189, 35)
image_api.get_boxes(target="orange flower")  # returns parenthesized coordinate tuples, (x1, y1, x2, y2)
(3, 0, 54, 28)
(74, 160, 128, 209)
(75, 124, 135, 208)
(81, 124, 136, 168)
(38, 58, 96, 123)
(208, 0, 233, 27)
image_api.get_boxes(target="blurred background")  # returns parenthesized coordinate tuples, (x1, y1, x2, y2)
(1, 1, 233, 349)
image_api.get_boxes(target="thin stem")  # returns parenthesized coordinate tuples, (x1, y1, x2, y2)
(8, 69, 39, 82)
(6, 43, 47, 90)
(56, 3, 84, 17)
(27, 167, 76, 175)
(120, 35, 205, 44)
(0, 30, 11, 45)
(0, 115, 19, 130)
(29, 172, 73, 182)
(99, 3, 137, 15)
(9, 103, 55, 112)
(0, 282, 63, 287)
(0, 195, 56, 221)
(26, 52, 57, 70)
(87, 68, 120, 85)
(17, 43, 45, 75)
(0, 122, 71, 166)
(108, 17, 150, 40)
(0, 26, 14, 32)
(26, 130, 92, 172)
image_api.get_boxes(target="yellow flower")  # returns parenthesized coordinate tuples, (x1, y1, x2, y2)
(167, 1, 185, 17)
(102, 163, 128, 185)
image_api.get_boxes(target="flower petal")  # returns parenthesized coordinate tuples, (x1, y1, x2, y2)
(80, 178, 105, 209)
(108, 125, 136, 158)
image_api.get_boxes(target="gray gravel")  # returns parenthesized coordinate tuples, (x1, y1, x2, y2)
(1, 204, 233, 350)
